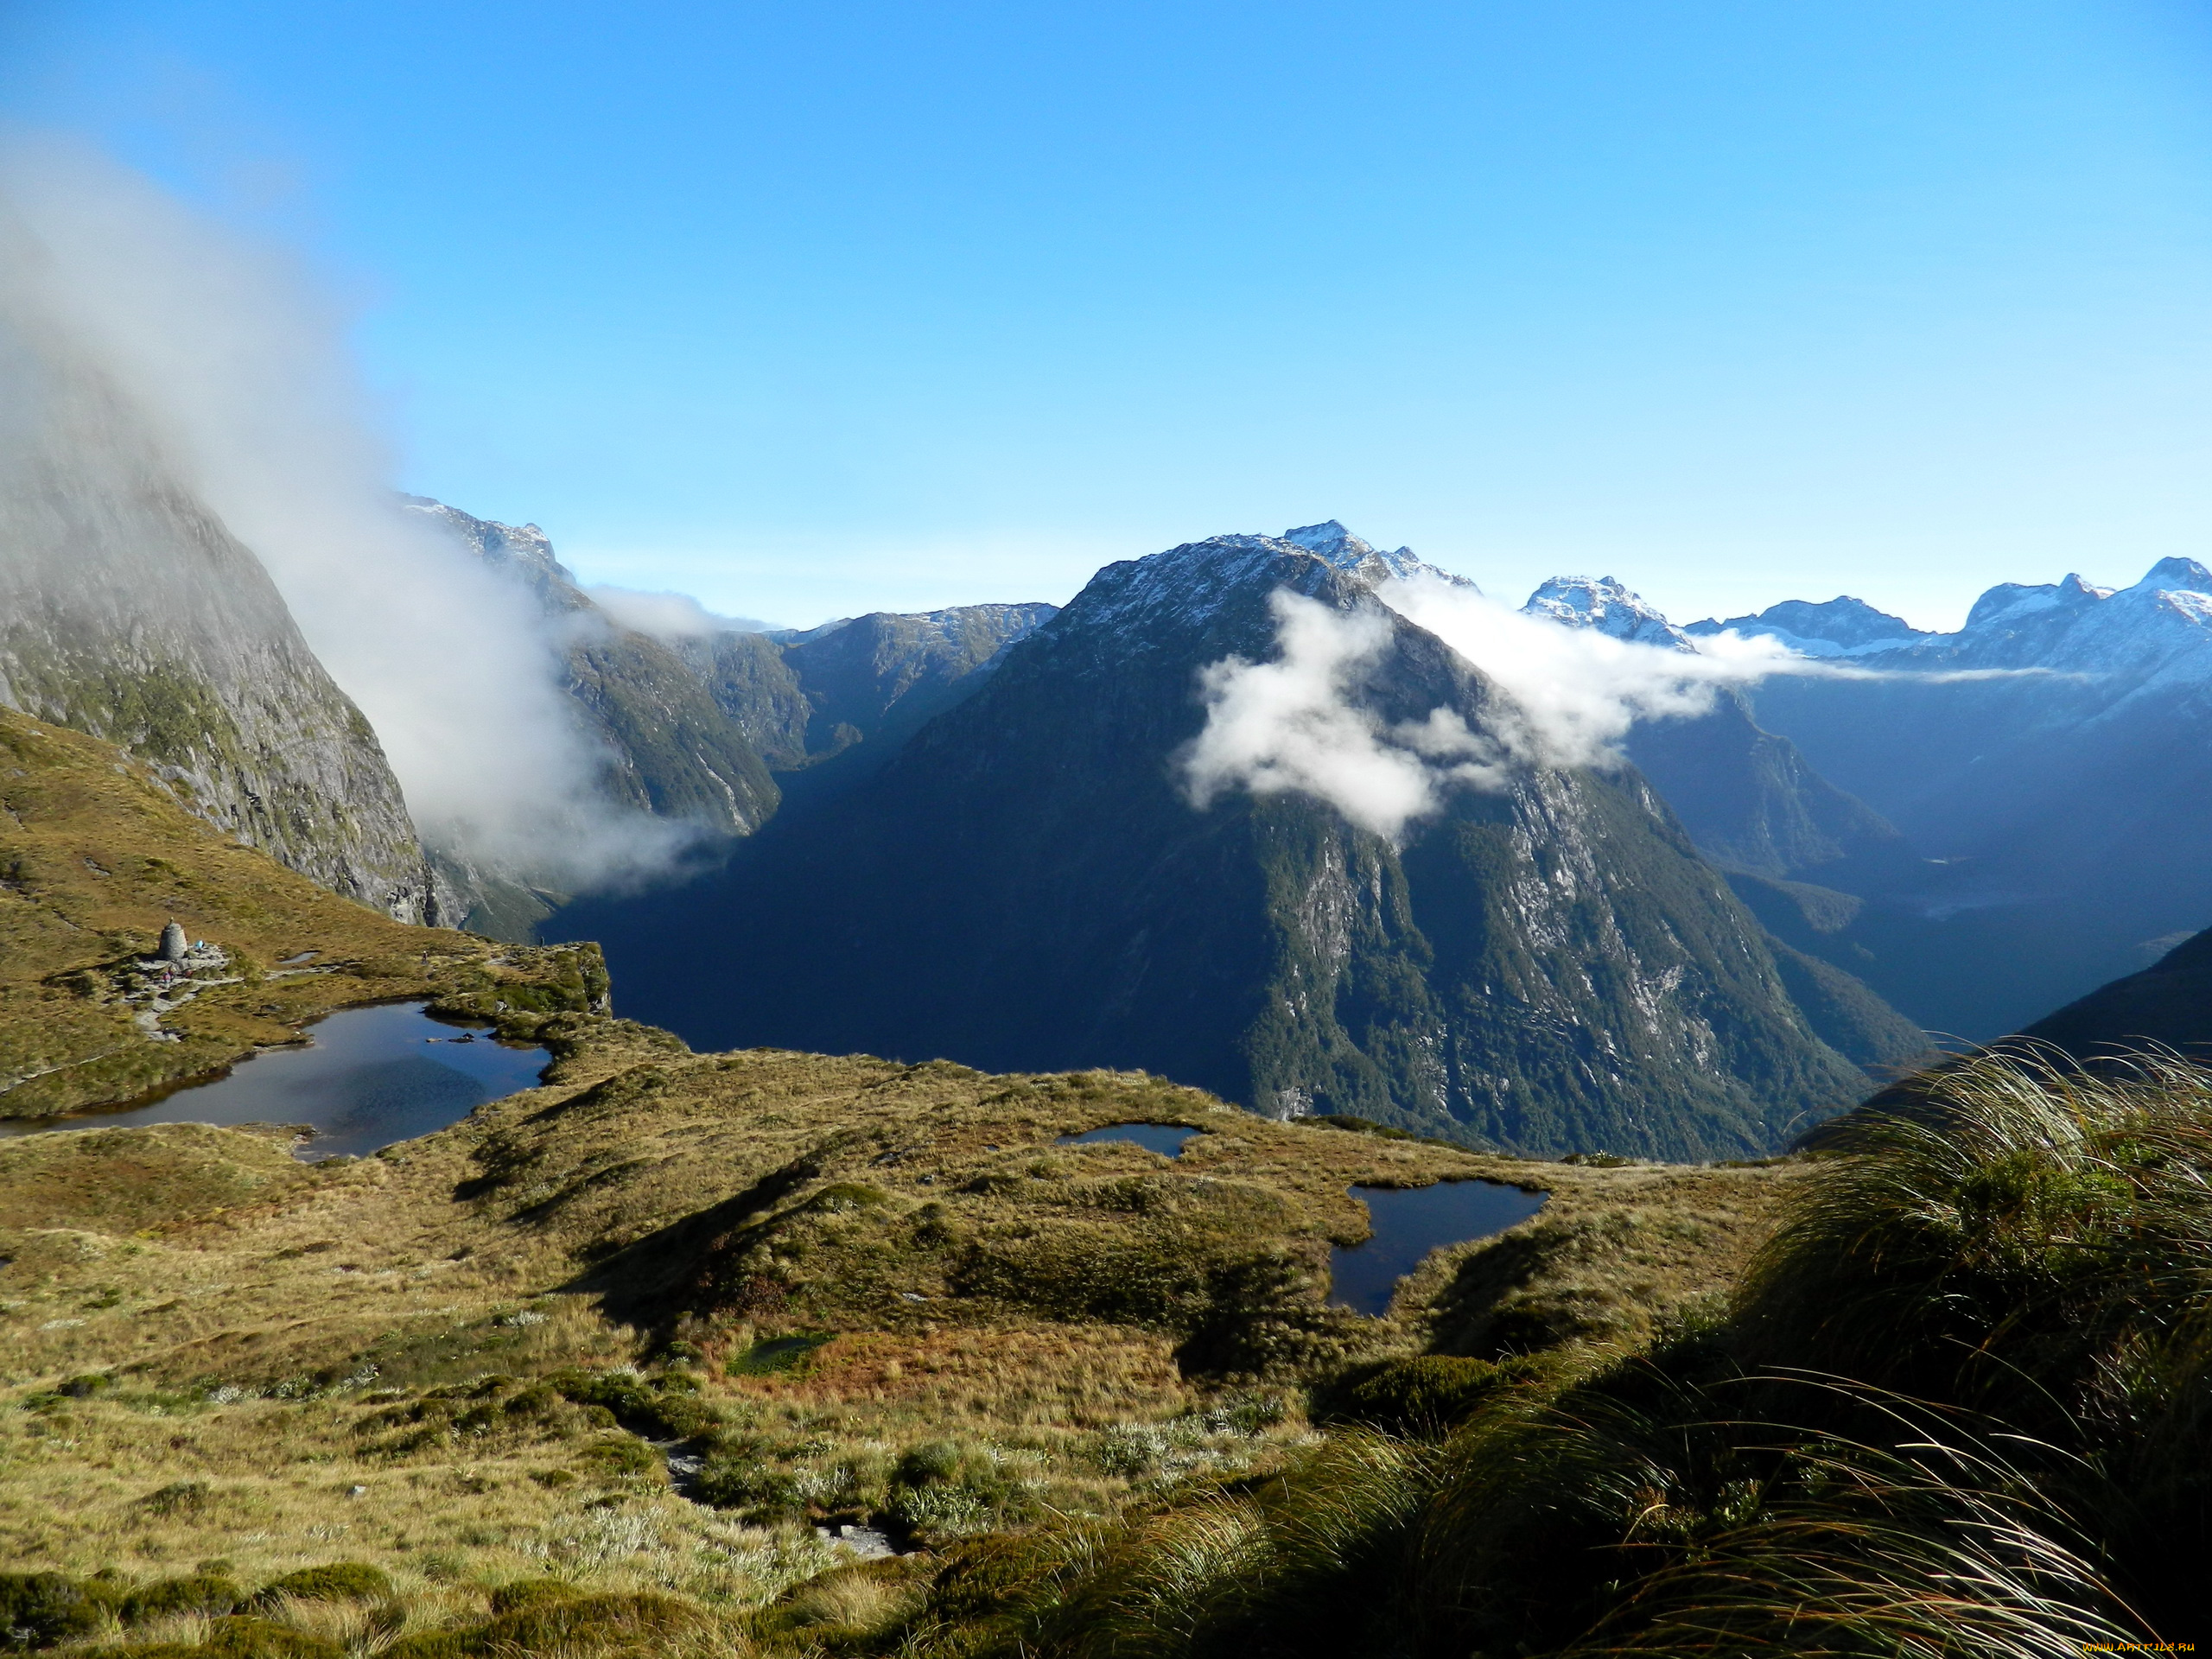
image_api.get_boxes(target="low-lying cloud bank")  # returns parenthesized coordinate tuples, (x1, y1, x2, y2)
(0, 138, 691, 889)
(1182, 575, 2029, 841)
(583, 585, 775, 640)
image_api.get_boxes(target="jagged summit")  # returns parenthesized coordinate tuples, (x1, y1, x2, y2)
(401, 495, 579, 607)
(1281, 519, 1368, 557)
(2133, 556, 2212, 594)
(1523, 575, 1690, 649)
(1279, 521, 1477, 588)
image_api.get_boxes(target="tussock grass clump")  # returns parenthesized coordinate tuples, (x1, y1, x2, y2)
(882, 1048, 2206, 1656)
(245, 1563, 392, 1606)
(1740, 1043, 2212, 1426)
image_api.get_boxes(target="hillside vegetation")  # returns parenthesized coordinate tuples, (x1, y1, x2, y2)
(3, 701, 2196, 1654)
(0, 704, 606, 1117)
(0, 995, 1794, 1656)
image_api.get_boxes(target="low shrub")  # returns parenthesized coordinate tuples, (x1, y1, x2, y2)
(385, 1591, 714, 1658)
(87, 1615, 344, 1658)
(727, 1332, 831, 1376)
(247, 1562, 392, 1605)
(575, 1434, 664, 1482)
(887, 1439, 1031, 1541)
(691, 1459, 808, 1520)
(486, 1578, 582, 1617)
(122, 1573, 245, 1621)
(547, 1368, 717, 1440)
(1328, 1355, 1543, 1435)
(0, 1571, 120, 1647)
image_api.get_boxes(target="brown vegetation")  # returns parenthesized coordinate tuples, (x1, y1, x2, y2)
(0, 1001, 1795, 1651)
(0, 704, 604, 1117)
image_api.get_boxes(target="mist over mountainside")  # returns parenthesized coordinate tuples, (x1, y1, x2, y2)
(0, 293, 441, 919)
(556, 525, 1922, 1160)
(0, 143, 797, 925)
(402, 494, 1059, 934)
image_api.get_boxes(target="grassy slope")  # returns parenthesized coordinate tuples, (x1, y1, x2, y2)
(0, 701, 1805, 1655)
(0, 1007, 1796, 1648)
(0, 704, 606, 1117)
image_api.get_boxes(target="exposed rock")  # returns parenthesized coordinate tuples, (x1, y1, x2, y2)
(0, 317, 439, 922)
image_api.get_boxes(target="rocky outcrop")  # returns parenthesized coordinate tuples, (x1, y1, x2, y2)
(0, 322, 438, 922)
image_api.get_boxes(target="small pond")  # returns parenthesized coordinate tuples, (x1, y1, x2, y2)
(0, 1001, 550, 1160)
(1056, 1123, 1201, 1157)
(1328, 1179, 1549, 1317)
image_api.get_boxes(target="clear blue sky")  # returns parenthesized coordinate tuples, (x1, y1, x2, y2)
(7, 0, 2210, 629)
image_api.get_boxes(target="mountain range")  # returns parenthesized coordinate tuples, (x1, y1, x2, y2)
(556, 524, 1928, 1159)
(14, 397, 2210, 1155)
(1688, 559, 2212, 1036)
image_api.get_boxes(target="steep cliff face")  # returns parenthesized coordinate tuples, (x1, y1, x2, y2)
(0, 324, 436, 921)
(403, 498, 780, 842)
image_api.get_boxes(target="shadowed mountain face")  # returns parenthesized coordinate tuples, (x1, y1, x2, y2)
(728, 604, 1063, 810)
(0, 321, 436, 921)
(1720, 562, 2212, 1038)
(2016, 925, 2212, 1060)
(409, 498, 1058, 938)
(558, 532, 1915, 1160)
(1624, 691, 1914, 890)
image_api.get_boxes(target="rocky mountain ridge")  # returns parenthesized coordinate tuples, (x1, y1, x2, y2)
(404, 497, 1057, 932)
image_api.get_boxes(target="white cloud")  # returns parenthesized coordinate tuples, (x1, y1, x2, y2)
(1181, 575, 1815, 841)
(583, 585, 772, 639)
(1379, 573, 1802, 768)
(0, 137, 690, 889)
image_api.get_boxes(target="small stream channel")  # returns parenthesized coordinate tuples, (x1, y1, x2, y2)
(1327, 1180, 1549, 1317)
(0, 1002, 550, 1160)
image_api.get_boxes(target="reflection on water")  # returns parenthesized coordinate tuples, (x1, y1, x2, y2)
(1056, 1123, 1201, 1157)
(0, 1001, 550, 1160)
(1328, 1179, 1549, 1317)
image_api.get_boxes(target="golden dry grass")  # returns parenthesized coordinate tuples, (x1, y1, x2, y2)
(0, 704, 1808, 1653)
(0, 1007, 1800, 1630)
(0, 703, 601, 1118)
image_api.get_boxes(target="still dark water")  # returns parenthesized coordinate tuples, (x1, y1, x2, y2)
(0, 1002, 550, 1160)
(1056, 1123, 1201, 1156)
(1328, 1179, 1549, 1317)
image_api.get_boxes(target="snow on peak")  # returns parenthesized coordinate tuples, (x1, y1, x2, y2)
(2133, 556, 2212, 595)
(1522, 575, 1690, 650)
(1277, 522, 1477, 589)
(1683, 596, 1925, 657)
(1282, 520, 1371, 559)
(1963, 574, 2111, 630)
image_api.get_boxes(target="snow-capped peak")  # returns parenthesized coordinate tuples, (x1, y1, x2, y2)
(1278, 521, 1476, 588)
(1681, 596, 1927, 658)
(1963, 572, 2112, 630)
(1523, 575, 1690, 650)
(2131, 556, 2212, 595)
(1282, 519, 1371, 559)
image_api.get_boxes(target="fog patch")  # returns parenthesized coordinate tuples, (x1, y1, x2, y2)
(0, 137, 693, 890)
(584, 585, 775, 640)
